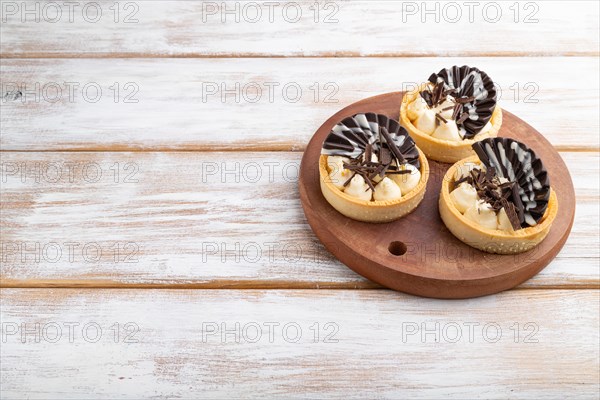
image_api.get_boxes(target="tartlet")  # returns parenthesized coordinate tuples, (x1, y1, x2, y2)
(439, 137, 558, 254)
(320, 113, 429, 223)
(400, 66, 502, 163)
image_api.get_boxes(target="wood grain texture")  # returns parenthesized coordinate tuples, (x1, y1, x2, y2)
(1, 151, 597, 288)
(1, 57, 599, 151)
(300, 93, 575, 298)
(1, 1, 598, 57)
(1, 1, 598, 396)
(1, 288, 599, 399)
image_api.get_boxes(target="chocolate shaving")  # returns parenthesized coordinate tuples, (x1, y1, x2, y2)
(323, 113, 422, 196)
(344, 164, 377, 172)
(455, 175, 469, 187)
(451, 103, 462, 120)
(420, 80, 450, 109)
(454, 96, 476, 104)
(364, 143, 372, 165)
(457, 167, 522, 230)
(420, 91, 433, 107)
(343, 172, 357, 187)
(457, 112, 470, 125)
(379, 147, 392, 166)
(419, 80, 476, 139)
(337, 125, 418, 192)
(443, 88, 458, 97)
(472, 138, 550, 226)
(378, 162, 390, 178)
(359, 171, 376, 192)
(429, 66, 497, 139)
(371, 164, 386, 181)
(432, 81, 445, 106)
(380, 127, 406, 165)
(509, 181, 526, 223)
(500, 198, 521, 230)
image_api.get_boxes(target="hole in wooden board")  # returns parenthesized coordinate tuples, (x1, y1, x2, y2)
(388, 241, 407, 256)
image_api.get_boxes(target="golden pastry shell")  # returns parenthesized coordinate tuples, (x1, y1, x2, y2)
(400, 83, 503, 163)
(319, 149, 429, 223)
(439, 156, 558, 254)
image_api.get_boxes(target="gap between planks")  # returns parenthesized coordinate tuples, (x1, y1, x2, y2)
(1, 279, 599, 290)
(1, 151, 597, 290)
(1, 146, 599, 153)
(1, 52, 599, 59)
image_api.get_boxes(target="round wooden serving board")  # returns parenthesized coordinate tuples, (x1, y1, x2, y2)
(299, 92, 576, 299)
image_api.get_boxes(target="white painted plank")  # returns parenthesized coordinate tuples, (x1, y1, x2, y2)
(1, 57, 598, 150)
(1, 152, 597, 287)
(1, 1, 598, 57)
(1, 288, 598, 399)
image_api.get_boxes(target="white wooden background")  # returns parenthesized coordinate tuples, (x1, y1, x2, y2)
(1, 1, 599, 398)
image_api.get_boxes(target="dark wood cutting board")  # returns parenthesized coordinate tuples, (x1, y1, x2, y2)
(299, 92, 575, 299)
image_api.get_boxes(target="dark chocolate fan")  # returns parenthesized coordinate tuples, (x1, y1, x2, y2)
(429, 66, 497, 139)
(322, 113, 420, 169)
(472, 138, 550, 227)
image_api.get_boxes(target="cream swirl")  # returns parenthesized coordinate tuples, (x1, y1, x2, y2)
(373, 177, 402, 201)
